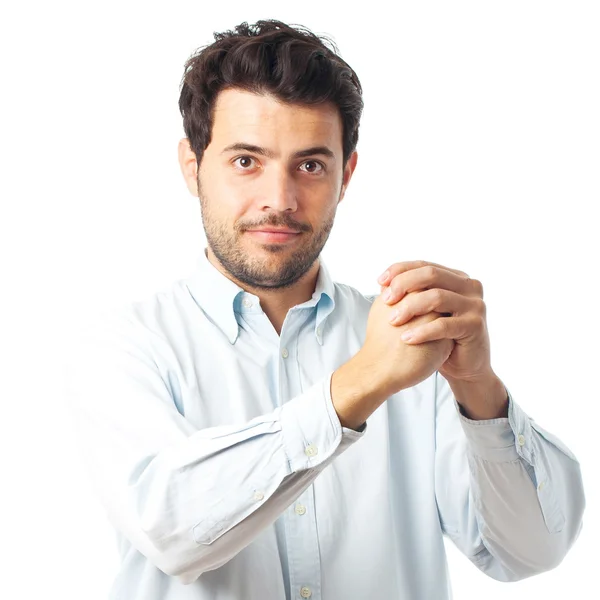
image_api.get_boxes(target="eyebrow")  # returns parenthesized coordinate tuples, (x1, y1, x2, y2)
(221, 143, 336, 160)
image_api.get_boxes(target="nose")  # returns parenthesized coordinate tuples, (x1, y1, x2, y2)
(257, 165, 298, 213)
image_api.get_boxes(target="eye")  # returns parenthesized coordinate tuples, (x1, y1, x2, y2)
(300, 160, 325, 174)
(231, 156, 325, 174)
(233, 156, 257, 170)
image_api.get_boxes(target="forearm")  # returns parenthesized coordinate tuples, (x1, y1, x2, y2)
(435, 372, 585, 580)
(330, 352, 392, 431)
(457, 393, 585, 578)
(129, 424, 346, 581)
(67, 321, 365, 585)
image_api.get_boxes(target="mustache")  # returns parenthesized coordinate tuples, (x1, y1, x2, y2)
(241, 218, 310, 233)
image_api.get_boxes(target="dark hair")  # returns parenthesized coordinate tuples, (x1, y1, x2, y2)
(178, 19, 363, 171)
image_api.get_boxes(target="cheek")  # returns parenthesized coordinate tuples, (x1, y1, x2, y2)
(202, 178, 246, 217)
(224, 204, 255, 234)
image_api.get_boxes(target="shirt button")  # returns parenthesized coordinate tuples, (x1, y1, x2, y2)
(253, 491, 264, 501)
(304, 444, 318, 457)
(316, 326, 322, 336)
(242, 298, 253, 308)
(538, 481, 546, 491)
(281, 348, 289, 359)
(517, 434, 526, 446)
(300, 587, 312, 598)
(295, 504, 306, 515)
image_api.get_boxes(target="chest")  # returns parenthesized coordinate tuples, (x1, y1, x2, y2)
(163, 307, 367, 430)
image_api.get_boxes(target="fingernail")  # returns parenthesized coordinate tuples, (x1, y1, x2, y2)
(378, 271, 389, 284)
(401, 331, 414, 341)
(383, 288, 392, 302)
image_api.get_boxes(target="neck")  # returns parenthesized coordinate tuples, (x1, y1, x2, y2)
(205, 247, 320, 336)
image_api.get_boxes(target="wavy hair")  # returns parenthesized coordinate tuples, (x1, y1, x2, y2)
(178, 19, 364, 170)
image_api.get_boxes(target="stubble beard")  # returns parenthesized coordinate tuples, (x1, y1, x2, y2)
(198, 177, 338, 291)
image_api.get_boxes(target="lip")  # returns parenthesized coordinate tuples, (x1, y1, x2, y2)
(246, 230, 301, 243)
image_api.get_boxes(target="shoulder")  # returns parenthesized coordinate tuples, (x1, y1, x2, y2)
(79, 276, 195, 354)
(332, 280, 380, 312)
(334, 281, 379, 308)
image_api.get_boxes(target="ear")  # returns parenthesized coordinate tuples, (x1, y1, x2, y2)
(338, 150, 358, 204)
(178, 138, 199, 197)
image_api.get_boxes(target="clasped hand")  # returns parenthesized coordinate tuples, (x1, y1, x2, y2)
(377, 260, 493, 383)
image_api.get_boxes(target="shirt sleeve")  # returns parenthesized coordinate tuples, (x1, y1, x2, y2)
(63, 310, 365, 584)
(433, 370, 586, 581)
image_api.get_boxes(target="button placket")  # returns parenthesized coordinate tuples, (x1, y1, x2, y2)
(285, 485, 321, 600)
(280, 309, 321, 599)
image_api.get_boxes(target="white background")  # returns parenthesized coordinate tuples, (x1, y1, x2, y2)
(1, 1, 598, 598)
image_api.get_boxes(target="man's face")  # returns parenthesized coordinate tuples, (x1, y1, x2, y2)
(192, 87, 356, 290)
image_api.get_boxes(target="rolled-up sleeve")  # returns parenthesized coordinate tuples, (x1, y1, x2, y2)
(64, 311, 365, 584)
(433, 370, 585, 581)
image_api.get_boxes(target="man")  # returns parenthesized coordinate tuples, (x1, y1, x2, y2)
(66, 19, 585, 600)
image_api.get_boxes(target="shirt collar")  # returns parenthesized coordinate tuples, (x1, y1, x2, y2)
(185, 247, 336, 345)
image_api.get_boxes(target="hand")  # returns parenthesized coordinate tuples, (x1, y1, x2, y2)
(358, 292, 455, 396)
(377, 260, 492, 383)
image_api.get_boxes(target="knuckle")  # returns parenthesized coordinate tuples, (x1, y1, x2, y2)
(431, 288, 444, 307)
(468, 277, 484, 295)
(479, 314, 487, 330)
(472, 312, 486, 329)
(433, 314, 447, 337)
(475, 298, 486, 316)
(465, 313, 479, 331)
(441, 316, 451, 336)
(425, 265, 437, 280)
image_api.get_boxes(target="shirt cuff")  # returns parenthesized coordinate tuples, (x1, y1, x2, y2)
(279, 370, 366, 472)
(456, 386, 534, 463)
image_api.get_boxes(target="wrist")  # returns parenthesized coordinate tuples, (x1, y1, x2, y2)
(331, 352, 391, 430)
(444, 370, 509, 420)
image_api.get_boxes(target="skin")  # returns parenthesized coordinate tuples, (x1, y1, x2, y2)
(178, 87, 357, 335)
(178, 86, 508, 420)
(377, 262, 509, 419)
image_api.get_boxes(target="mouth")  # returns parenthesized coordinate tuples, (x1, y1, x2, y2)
(245, 230, 302, 243)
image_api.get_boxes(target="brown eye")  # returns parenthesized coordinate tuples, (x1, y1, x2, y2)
(234, 156, 256, 169)
(301, 161, 324, 174)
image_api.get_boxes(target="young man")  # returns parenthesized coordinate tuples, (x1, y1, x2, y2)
(66, 19, 585, 600)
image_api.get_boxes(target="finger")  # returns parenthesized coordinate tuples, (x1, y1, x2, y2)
(383, 265, 482, 306)
(378, 260, 469, 286)
(389, 289, 481, 326)
(399, 314, 470, 344)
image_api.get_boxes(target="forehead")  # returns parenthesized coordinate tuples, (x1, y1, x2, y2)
(211, 88, 343, 151)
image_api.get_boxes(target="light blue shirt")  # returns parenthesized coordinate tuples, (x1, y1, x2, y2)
(65, 248, 585, 600)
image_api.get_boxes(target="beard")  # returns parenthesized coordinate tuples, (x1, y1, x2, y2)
(197, 177, 338, 291)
